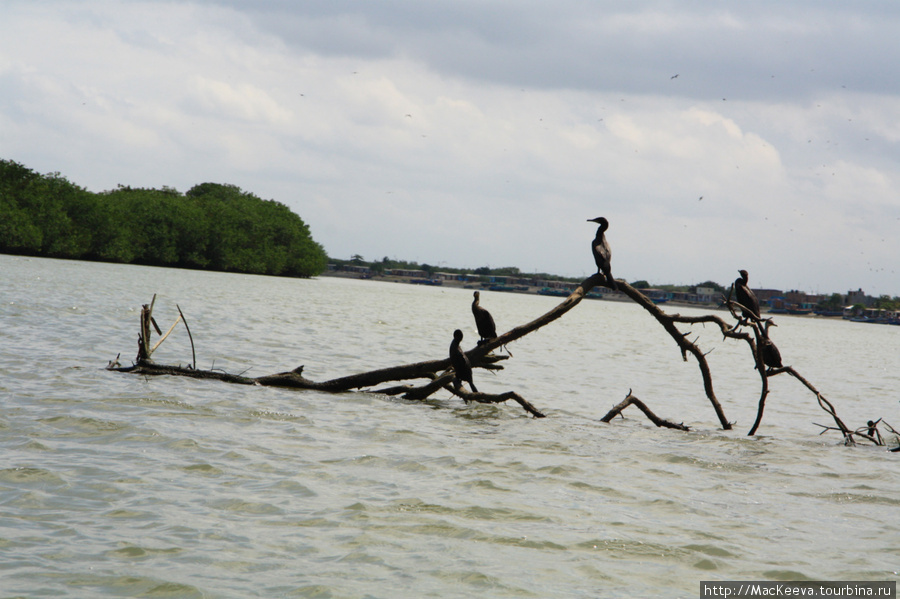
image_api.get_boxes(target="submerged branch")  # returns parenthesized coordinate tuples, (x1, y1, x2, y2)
(446, 384, 546, 418)
(109, 271, 873, 441)
(110, 276, 607, 416)
(600, 390, 690, 430)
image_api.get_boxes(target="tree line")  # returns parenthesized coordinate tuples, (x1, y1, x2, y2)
(0, 159, 328, 277)
(331, 255, 564, 281)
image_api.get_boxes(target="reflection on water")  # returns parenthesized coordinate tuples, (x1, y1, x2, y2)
(1, 255, 898, 598)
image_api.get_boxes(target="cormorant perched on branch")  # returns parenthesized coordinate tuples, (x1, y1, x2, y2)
(734, 269, 760, 321)
(449, 329, 477, 393)
(587, 217, 617, 290)
(761, 320, 782, 369)
(472, 291, 497, 344)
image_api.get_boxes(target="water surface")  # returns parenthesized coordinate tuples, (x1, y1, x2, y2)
(2, 255, 898, 598)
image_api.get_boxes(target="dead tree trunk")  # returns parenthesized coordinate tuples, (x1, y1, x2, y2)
(108, 274, 880, 443)
(109, 274, 673, 420)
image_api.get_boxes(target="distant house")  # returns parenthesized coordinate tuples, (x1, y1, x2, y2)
(386, 269, 428, 278)
(752, 288, 783, 304)
(695, 287, 718, 303)
(433, 272, 474, 282)
(642, 288, 674, 302)
(671, 291, 706, 304)
(781, 290, 823, 311)
(846, 288, 873, 307)
(543, 280, 577, 291)
(344, 264, 372, 274)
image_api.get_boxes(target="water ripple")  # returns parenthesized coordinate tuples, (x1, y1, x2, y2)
(2, 256, 899, 597)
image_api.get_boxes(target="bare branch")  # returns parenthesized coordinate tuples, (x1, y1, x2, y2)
(614, 281, 731, 429)
(150, 313, 183, 355)
(177, 304, 196, 370)
(600, 391, 689, 430)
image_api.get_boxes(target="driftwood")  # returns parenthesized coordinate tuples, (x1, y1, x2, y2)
(108, 275, 891, 445)
(815, 419, 899, 450)
(600, 390, 690, 430)
(613, 282, 731, 429)
(717, 288, 859, 441)
(111, 276, 713, 421)
(111, 276, 658, 419)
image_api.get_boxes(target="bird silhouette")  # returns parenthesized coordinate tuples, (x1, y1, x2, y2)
(449, 329, 477, 394)
(472, 291, 497, 344)
(761, 320, 782, 370)
(734, 269, 760, 322)
(587, 217, 617, 290)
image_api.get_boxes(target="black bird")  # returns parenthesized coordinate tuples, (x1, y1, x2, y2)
(761, 320, 782, 369)
(472, 291, 497, 344)
(449, 329, 478, 393)
(734, 269, 760, 322)
(865, 419, 885, 445)
(587, 217, 617, 290)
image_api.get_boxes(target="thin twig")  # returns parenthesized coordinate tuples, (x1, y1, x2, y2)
(150, 313, 183, 354)
(600, 390, 689, 430)
(176, 304, 196, 370)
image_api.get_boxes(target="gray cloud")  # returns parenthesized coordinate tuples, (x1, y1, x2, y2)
(198, 0, 900, 100)
(2, 0, 899, 294)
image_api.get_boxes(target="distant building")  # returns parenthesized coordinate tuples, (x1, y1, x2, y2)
(782, 290, 822, 310)
(386, 269, 428, 278)
(846, 288, 873, 307)
(541, 280, 577, 291)
(670, 291, 715, 304)
(433, 272, 473, 282)
(344, 265, 371, 274)
(752, 288, 783, 303)
(694, 288, 717, 303)
(642, 288, 674, 302)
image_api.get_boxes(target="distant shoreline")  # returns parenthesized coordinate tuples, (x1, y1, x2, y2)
(320, 269, 732, 311)
(322, 272, 894, 324)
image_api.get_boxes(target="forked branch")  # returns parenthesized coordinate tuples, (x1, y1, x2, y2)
(600, 390, 690, 430)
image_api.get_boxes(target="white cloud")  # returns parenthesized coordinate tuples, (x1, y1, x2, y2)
(1, 0, 899, 294)
(188, 77, 291, 124)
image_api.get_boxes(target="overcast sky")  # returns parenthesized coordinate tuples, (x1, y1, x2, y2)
(2, 1, 899, 295)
